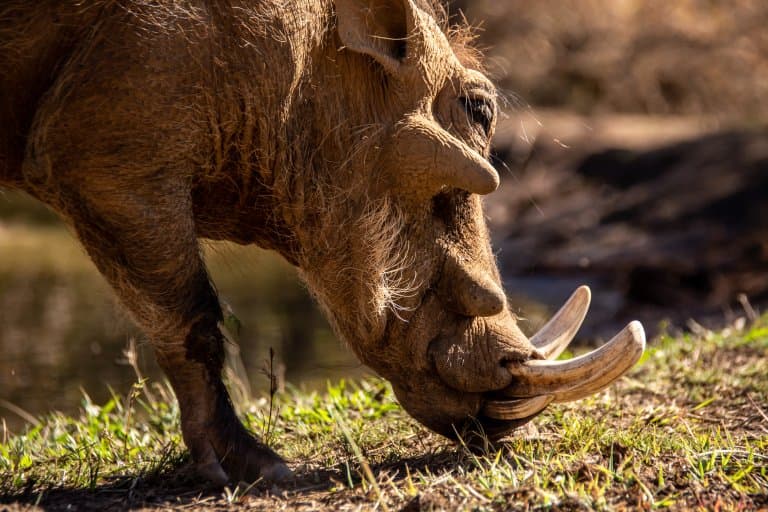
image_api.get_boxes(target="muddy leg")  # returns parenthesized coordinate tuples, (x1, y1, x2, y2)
(57, 182, 290, 485)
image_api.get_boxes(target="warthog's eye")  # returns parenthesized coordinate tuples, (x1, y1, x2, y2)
(460, 96, 494, 137)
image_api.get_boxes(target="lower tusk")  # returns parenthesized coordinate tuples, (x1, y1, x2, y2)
(505, 321, 646, 402)
(530, 286, 591, 360)
(482, 395, 553, 420)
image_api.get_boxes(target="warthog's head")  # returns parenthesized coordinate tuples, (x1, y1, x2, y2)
(281, 0, 644, 439)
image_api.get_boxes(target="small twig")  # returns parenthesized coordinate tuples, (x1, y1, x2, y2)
(219, 306, 253, 408)
(260, 347, 279, 441)
(695, 449, 768, 462)
(0, 398, 40, 427)
(122, 338, 157, 406)
(747, 394, 768, 424)
(737, 293, 758, 323)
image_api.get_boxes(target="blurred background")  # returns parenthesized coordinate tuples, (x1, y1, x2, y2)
(1, 0, 766, 431)
(457, 0, 768, 334)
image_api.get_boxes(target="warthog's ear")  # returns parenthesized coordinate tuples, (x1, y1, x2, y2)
(334, 0, 417, 74)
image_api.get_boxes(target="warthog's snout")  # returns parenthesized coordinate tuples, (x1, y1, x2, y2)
(393, 286, 645, 440)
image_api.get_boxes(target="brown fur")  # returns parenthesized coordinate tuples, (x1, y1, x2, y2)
(1, 0, 536, 483)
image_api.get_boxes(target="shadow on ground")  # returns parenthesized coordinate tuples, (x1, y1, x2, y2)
(1, 449, 473, 511)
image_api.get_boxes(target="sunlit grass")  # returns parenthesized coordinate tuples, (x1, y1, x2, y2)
(1, 316, 767, 510)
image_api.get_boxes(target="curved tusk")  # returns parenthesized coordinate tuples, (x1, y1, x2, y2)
(505, 321, 646, 402)
(530, 285, 591, 360)
(482, 394, 553, 420)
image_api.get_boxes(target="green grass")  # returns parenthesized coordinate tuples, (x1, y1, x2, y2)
(1, 317, 767, 511)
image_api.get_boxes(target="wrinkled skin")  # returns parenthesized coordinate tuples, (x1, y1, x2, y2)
(1, 0, 539, 483)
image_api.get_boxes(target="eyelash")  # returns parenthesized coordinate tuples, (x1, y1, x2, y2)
(460, 96, 494, 136)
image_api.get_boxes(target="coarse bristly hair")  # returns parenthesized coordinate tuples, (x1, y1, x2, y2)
(216, 0, 485, 348)
(0, 0, 482, 349)
(3, 0, 550, 452)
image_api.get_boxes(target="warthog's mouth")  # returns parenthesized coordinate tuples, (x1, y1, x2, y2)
(480, 286, 645, 423)
(387, 285, 645, 441)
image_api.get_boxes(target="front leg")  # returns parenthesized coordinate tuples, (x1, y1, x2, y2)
(56, 182, 290, 485)
(154, 309, 292, 485)
(19, 36, 291, 483)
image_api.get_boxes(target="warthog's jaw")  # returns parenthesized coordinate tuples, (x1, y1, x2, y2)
(397, 286, 646, 439)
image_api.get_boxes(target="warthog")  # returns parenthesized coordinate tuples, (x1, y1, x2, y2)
(0, 0, 644, 484)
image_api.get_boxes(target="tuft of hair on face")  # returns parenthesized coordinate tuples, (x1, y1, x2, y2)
(296, 189, 422, 349)
(283, 0, 484, 348)
(445, 21, 485, 71)
(357, 197, 421, 323)
(417, 0, 485, 71)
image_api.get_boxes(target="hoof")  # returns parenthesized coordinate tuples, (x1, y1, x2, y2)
(196, 458, 291, 486)
(260, 460, 293, 483)
(188, 426, 290, 486)
(196, 460, 230, 487)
